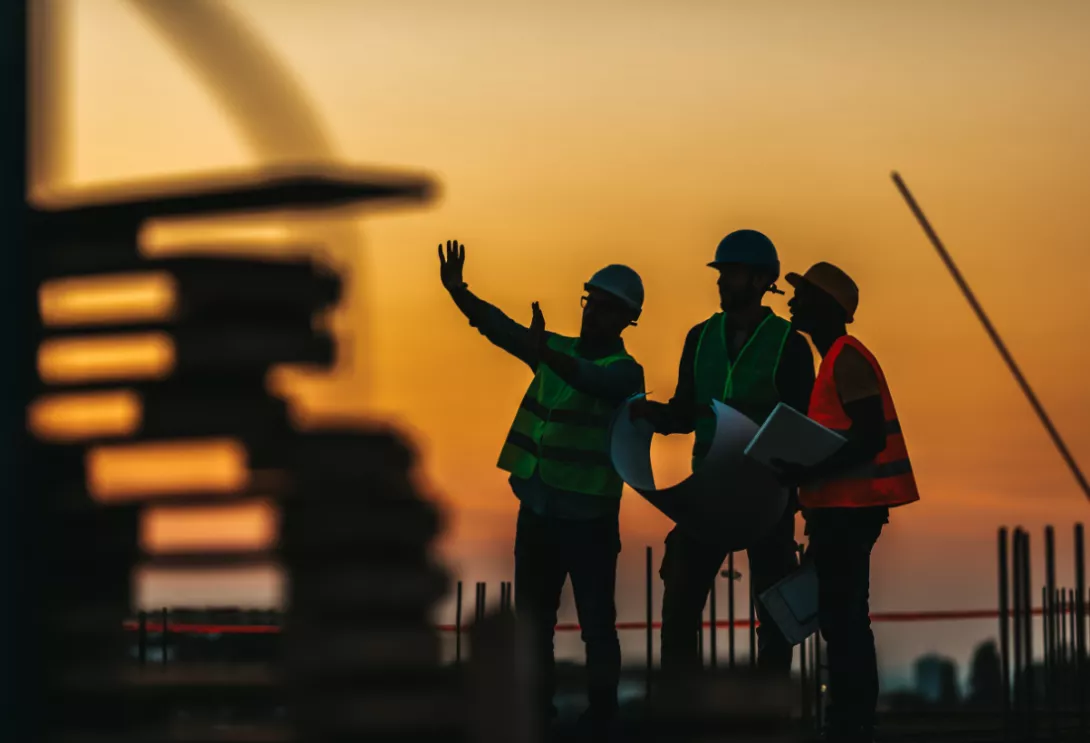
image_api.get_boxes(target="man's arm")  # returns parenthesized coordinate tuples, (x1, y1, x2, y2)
(538, 345, 645, 406)
(440, 240, 538, 369)
(448, 284, 539, 368)
(630, 323, 708, 434)
(527, 303, 645, 405)
(775, 331, 816, 415)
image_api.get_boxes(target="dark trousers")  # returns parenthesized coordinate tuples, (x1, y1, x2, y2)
(660, 500, 799, 674)
(514, 505, 622, 720)
(806, 507, 887, 736)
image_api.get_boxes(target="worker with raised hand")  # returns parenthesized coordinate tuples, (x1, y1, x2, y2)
(438, 239, 644, 736)
(630, 230, 816, 675)
(776, 262, 919, 743)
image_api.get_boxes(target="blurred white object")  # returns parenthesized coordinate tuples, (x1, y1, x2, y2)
(610, 396, 787, 552)
(744, 402, 846, 469)
(758, 561, 820, 646)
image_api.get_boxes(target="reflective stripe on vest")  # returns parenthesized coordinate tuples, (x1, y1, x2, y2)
(496, 335, 634, 497)
(692, 312, 791, 462)
(799, 335, 920, 510)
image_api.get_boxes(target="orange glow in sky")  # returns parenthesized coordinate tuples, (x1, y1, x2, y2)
(34, 0, 1090, 675)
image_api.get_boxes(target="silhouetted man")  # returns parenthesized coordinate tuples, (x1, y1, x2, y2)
(632, 230, 815, 675)
(778, 262, 920, 743)
(439, 240, 645, 737)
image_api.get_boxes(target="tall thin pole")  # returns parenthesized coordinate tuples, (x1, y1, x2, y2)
(0, 4, 34, 740)
(727, 553, 736, 669)
(892, 172, 1090, 502)
(709, 572, 718, 668)
(455, 581, 463, 666)
(1021, 531, 1036, 740)
(1012, 530, 1024, 738)
(1045, 526, 1056, 738)
(1075, 524, 1086, 737)
(999, 528, 1011, 729)
(645, 546, 653, 700)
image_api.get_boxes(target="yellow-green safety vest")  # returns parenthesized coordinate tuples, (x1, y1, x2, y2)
(497, 335, 636, 498)
(692, 312, 791, 463)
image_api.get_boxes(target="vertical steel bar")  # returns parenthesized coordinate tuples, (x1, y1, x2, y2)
(709, 571, 718, 669)
(749, 587, 757, 671)
(728, 552, 736, 669)
(161, 607, 169, 667)
(800, 634, 810, 729)
(1012, 530, 1024, 738)
(698, 610, 705, 667)
(138, 610, 147, 667)
(1045, 586, 1056, 740)
(999, 528, 1011, 731)
(455, 580, 463, 666)
(1045, 525, 1056, 734)
(1022, 531, 1036, 741)
(1076, 523, 1087, 737)
(645, 546, 653, 698)
(814, 636, 824, 731)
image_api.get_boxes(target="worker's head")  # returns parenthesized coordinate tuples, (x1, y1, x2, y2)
(786, 262, 859, 333)
(708, 230, 781, 312)
(581, 264, 643, 341)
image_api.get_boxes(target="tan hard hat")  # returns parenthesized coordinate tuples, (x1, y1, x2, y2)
(785, 262, 859, 323)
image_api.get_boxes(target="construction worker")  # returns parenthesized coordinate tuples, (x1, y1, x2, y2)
(775, 262, 920, 743)
(438, 239, 645, 736)
(631, 230, 815, 675)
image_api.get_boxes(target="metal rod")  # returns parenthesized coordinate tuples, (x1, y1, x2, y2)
(709, 571, 718, 668)
(999, 527, 1012, 730)
(749, 583, 757, 671)
(698, 609, 705, 667)
(1012, 531, 1024, 737)
(800, 634, 810, 728)
(1063, 590, 1070, 671)
(1046, 526, 1056, 680)
(1022, 530, 1036, 740)
(891, 172, 1090, 502)
(728, 552, 736, 669)
(645, 546, 653, 698)
(138, 610, 147, 667)
(455, 580, 463, 666)
(1076, 524, 1086, 736)
(1071, 588, 1078, 666)
(814, 635, 824, 731)
(1045, 586, 1056, 740)
(161, 607, 169, 667)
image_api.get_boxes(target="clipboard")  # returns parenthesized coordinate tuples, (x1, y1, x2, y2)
(757, 560, 820, 646)
(744, 402, 846, 469)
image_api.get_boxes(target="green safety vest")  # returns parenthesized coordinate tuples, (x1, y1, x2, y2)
(692, 312, 791, 462)
(497, 335, 636, 498)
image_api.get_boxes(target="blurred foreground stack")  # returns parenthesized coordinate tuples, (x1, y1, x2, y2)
(24, 169, 462, 742)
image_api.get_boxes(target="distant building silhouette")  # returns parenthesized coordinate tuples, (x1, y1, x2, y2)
(966, 641, 1003, 707)
(914, 654, 960, 706)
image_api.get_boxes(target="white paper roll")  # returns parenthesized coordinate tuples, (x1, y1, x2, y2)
(610, 396, 788, 553)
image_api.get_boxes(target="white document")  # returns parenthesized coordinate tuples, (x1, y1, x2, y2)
(757, 561, 820, 646)
(610, 396, 788, 553)
(743, 402, 846, 469)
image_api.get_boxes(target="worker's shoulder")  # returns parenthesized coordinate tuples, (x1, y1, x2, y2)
(835, 342, 872, 370)
(833, 343, 880, 397)
(686, 316, 715, 341)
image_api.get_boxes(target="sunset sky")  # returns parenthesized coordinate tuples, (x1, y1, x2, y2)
(36, 0, 1090, 684)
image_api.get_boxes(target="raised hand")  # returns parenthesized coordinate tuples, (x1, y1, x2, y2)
(529, 301, 547, 358)
(438, 239, 466, 291)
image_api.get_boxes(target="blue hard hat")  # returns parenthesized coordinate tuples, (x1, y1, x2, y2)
(709, 230, 780, 277)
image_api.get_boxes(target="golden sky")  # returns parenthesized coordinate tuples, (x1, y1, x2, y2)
(36, 0, 1090, 676)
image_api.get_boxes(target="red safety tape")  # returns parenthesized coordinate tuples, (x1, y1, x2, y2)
(122, 607, 1043, 636)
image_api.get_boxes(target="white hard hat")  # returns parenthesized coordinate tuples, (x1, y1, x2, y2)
(585, 264, 644, 316)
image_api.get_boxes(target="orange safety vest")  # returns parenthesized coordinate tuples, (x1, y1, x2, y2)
(800, 335, 920, 509)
